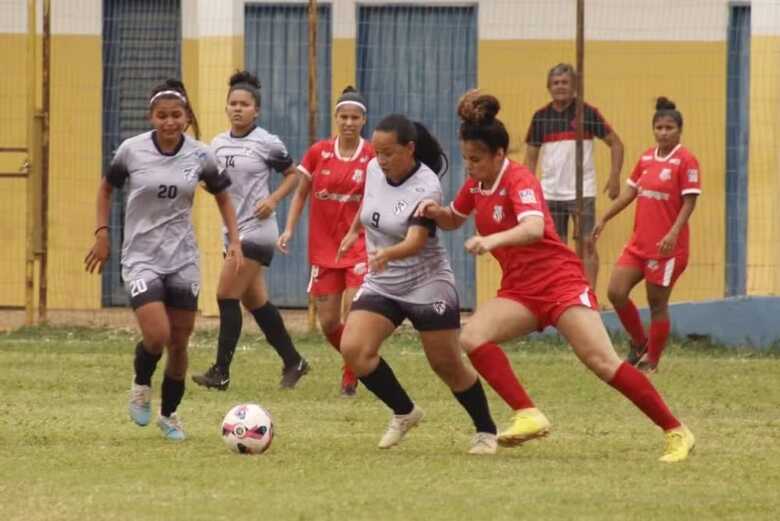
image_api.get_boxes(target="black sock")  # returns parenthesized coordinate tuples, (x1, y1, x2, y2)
(133, 342, 162, 386)
(251, 302, 302, 369)
(453, 379, 497, 434)
(216, 299, 242, 372)
(160, 375, 185, 417)
(359, 358, 414, 415)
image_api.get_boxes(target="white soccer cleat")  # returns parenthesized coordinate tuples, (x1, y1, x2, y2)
(157, 412, 186, 441)
(468, 432, 498, 455)
(378, 406, 424, 449)
(128, 382, 152, 426)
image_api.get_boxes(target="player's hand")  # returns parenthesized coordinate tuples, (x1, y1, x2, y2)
(336, 231, 359, 263)
(414, 199, 440, 219)
(657, 231, 678, 256)
(225, 241, 244, 273)
(277, 230, 293, 254)
(604, 178, 620, 200)
(84, 230, 111, 274)
(464, 235, 494, 256)
(368, 249, 389, 273)
(255, 198, 277, 219)
(590, 221, 605, 245)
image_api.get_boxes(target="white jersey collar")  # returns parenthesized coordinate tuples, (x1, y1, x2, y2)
(334, 136, 365, 161)
(653, 144, 681, 162)
(479, 158, 510, 195)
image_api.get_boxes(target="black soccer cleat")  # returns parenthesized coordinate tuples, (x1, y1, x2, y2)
(192, 365, 230, 391)
(625, 340, 648, 366)
(279, 358, 310, 389)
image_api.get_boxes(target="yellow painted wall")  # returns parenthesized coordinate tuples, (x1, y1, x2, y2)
(476, 40, 727, 308)
(332, 38, 357, 113)
(47, 35, 103, 309)
(747, 35, 780, 296)
(0, 34, 28, 306)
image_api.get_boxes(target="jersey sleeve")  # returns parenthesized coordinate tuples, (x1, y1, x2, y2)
(524, 111, 545, 147)
(409, 176, 442, 236)
(451, 179, 476, 218)
(266, 134, 294, 173)
(509, 175, 545, 222)
(584, 104, 612, 139)
(104, 140, 130, 188)
(298, 141, 321, 178)
(680, 154, 702, 196)
(627, 157, 643, 189)
(198, 148, 232, 194)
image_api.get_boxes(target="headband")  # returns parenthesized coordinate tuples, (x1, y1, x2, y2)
(335, 100, 367, 113)
(149, 90, 187, 106)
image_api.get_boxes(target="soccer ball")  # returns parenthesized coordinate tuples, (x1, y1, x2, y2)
(221, 403, 274, 454)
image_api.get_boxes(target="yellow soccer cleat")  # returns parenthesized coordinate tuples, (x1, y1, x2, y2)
(497, 407, 551, 447)
(659, 424, 695, 463)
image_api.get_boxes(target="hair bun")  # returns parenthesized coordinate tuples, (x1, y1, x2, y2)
(341, 85, 357, 94)
(164, 78, 185, 90)
(229, 70, 261, 89)
(457, 89, 500, 126)
(655, 96, 676, 111)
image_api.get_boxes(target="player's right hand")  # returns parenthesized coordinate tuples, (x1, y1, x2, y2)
(414, 199, 439, 218)
(589, 222, 605, 245)
(277, 230, 293, 254)
(84, 231, 110, 274)
(336, 231, 358, 263)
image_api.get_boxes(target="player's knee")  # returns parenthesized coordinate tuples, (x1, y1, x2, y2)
(459, 324, 486, 353)
(583, 349, 620, 381)
(318, 315, 341, 336)
(607, 286, 628, 307)
(143, 329, 170, 351)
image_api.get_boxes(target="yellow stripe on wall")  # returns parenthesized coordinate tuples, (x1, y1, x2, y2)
(477, 39, 726, 308)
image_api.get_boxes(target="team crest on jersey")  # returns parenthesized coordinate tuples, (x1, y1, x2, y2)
(519, 188, 537, 204)
(393, 199, 408, 215)
(191, 283, 200, 297)
(352, 169, 364, 182)
(646, 260, 659, 271)
(492, 205, 504, 223)
(182, 167, 197, 182)
(687, 169, 699, 183)
(659, 168, 672, 182)
(432, 300, 447, 315)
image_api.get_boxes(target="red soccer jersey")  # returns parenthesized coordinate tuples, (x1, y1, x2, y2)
(451, 159, 587, 294)
(626, 145, 701, 259)
(299, 137, 374, 267)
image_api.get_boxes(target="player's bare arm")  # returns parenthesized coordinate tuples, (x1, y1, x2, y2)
(277, 170, 312, 254)
(602, 131, 624, 200)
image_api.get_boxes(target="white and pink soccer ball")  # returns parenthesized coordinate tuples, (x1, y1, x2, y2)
(221, 403, 274, 454)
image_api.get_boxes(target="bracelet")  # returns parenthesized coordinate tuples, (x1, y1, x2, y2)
(94, 225, 109, 236)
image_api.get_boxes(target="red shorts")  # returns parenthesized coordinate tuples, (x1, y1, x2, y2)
(617, 248, 687, 288)
(308, 263, 367, 296)
(498, 284, 599, 331)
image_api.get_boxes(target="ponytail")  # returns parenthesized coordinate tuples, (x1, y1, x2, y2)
(375, 114, 448, 177)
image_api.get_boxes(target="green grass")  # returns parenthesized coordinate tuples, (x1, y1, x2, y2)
(1, 326, 779, 521)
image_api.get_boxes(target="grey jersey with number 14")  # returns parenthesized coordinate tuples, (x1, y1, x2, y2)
(105, 131, 230, 278)
(360, 159, 455, 304)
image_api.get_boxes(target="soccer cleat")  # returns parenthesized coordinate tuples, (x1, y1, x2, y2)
(637, 356, 658, 375)
(191, 365, 230, 391)
(157, 412, 186, 441)
(129, 382, 152, 426)
(279, 358, 310, 389)
(468, 432, 498, 455)
(378, 406, 424, 449)
(340, 365, 358, 397)
(497, 407, 551, 447)
(659, 424, 695, 463)
(626, 339, 648, 366)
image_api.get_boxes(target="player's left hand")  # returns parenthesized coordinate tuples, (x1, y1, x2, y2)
(657, 231, 678, 256)
(604, 178, 620, 200)
(255, 198, 277, 219)
(465, 235, 494, 256)
(225, 241, 244, 273)
(368, 249, 389, 273)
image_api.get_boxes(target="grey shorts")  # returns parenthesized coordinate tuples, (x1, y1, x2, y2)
(350, 283, 460, 332)
(123, 264, 200, 311)
(547, 197, 596, 243)
(226, 224, 277, 266)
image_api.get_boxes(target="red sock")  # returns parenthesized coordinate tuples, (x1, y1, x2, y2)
(615, 300, 647, 346)
(608, 362, 680, 430)
(468, 342, 534, 410)
(646, 319, 670, 364)
(324, 324, 357, 384)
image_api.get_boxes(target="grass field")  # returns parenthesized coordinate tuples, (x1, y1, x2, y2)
(1, 326, 779, 521)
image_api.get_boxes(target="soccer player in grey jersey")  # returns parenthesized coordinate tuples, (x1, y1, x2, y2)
(85, 79, 243, 442)
(337, 114, 499, 454)
(191, 71, 308, 392)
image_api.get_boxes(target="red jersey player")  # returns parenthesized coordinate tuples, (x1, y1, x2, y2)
(592, 97, 700, 374)
(417, 90, 695, 462)
(278, 86, 374, 396)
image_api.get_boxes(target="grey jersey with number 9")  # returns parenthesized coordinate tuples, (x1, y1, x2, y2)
(360, 158, 455, 304)
(105, 131, 231, 278)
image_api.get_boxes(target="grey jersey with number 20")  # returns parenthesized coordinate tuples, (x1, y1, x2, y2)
(105, 131, 231, 277)
(360, 159, 455, 304)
